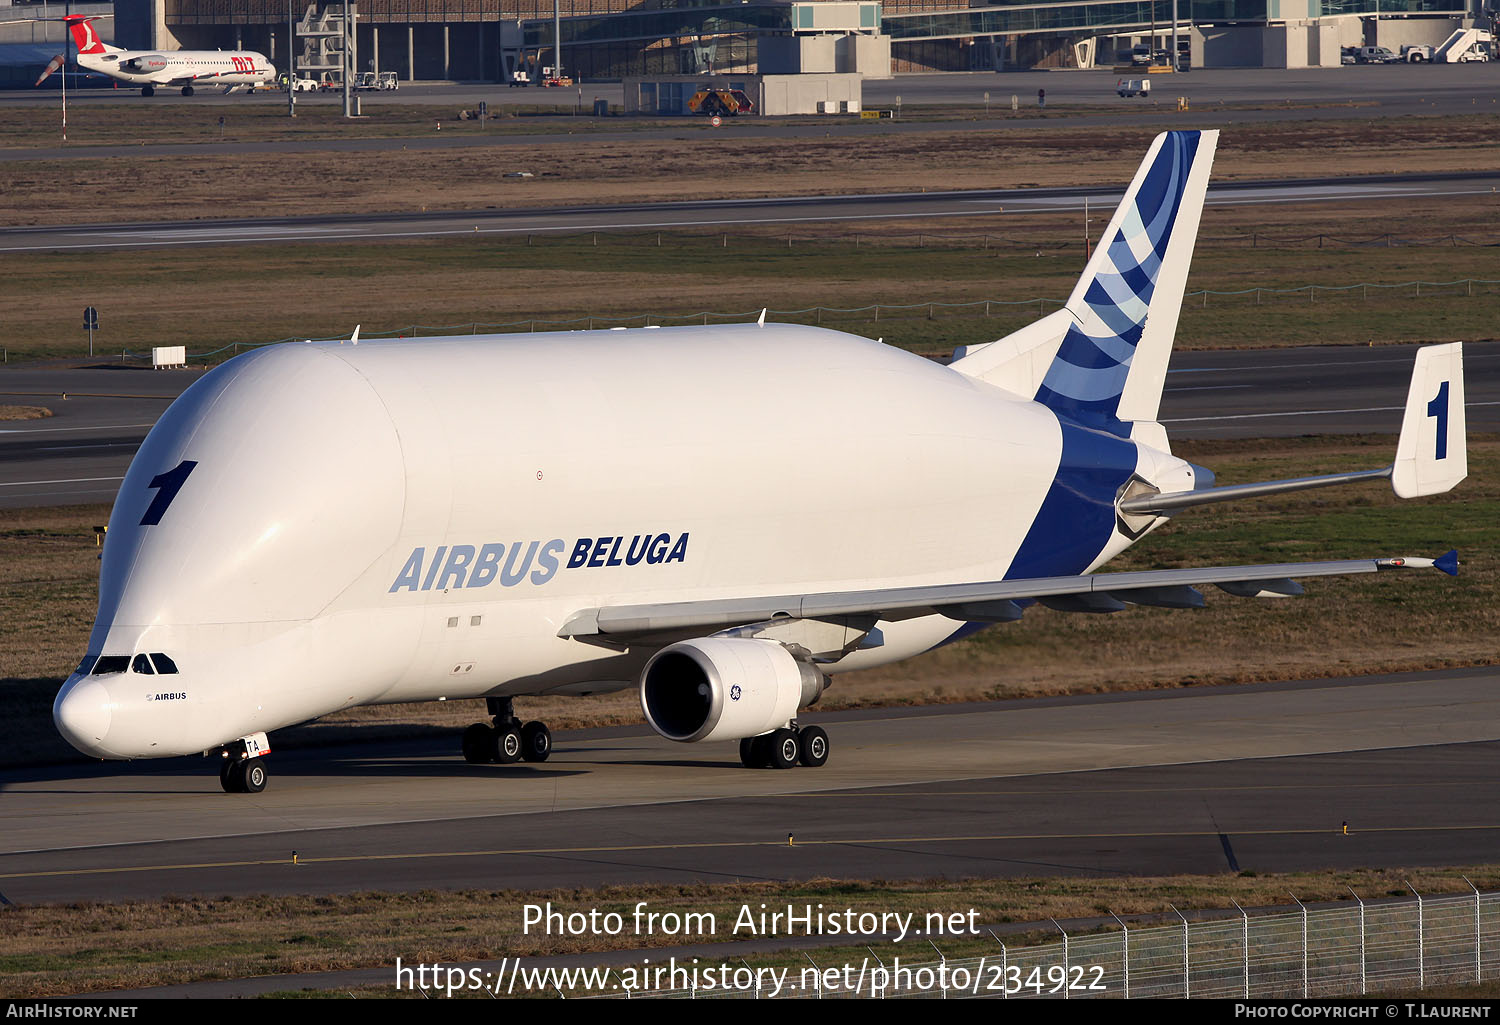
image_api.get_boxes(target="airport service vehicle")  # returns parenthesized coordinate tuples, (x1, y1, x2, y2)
(1116, 78, 1151, 97)
(283, 76, 318, 93)
(1356, 46, 1401, 63)
(53, 130, 1468, 794)
(40, 15, 274, 96)
(1435, 28, 1493, 62)
(356, 71, 399, 91)
(1402, 45, 1435, 62)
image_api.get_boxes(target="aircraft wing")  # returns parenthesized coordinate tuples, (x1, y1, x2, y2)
(558, 552, 1459, 640)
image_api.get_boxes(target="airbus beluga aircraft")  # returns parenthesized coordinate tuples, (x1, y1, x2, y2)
(53, 130, 1467, 794)
(39, 15, 275, 96)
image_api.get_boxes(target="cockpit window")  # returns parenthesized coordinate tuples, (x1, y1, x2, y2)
(92, 656, 130, 675)
(75, 655, 99, 675)
(131, 653, 155, 675)
(150, 653, 179, 675)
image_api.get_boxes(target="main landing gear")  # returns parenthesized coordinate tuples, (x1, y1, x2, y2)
(462, 697, 551, 765)
(141, 85, 154, 97)
(739, 723, 829, 769)
(218, 736, 269, 793)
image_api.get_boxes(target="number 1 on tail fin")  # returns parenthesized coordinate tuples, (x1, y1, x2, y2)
(1395, 342, 1466, 498)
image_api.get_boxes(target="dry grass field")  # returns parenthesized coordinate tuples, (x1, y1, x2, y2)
(3, 196, 1499, 363)
(1, 113, 1497, 227)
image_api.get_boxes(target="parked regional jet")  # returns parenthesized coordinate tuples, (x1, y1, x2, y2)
(38, 16, 275, 96)
(53, 130, 1467, 793)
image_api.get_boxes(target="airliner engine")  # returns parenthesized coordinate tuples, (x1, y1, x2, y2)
(640, 638, 827, 745)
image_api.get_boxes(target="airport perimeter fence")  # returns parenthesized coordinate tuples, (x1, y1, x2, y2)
(112, 276, 1500, 365)
(586, 889, 1500, 999)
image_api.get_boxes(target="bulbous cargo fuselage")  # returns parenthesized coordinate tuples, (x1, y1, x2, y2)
(53, 325, 1179, 760)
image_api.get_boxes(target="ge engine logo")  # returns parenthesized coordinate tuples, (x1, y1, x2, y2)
(730, 685, 742, 701)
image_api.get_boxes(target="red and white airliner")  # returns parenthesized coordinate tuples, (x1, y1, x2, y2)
(39, 15, 275, 97)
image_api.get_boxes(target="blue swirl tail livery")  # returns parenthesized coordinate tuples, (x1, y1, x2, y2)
(951, 130, 1218, 446)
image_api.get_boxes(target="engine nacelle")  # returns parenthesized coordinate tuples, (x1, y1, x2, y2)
(640, 637, 827, 744)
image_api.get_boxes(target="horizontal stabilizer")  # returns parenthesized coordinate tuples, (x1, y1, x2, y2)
(1119, 342, 1467, 516)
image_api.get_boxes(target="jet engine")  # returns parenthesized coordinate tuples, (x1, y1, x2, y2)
(640, 638, 827, 743)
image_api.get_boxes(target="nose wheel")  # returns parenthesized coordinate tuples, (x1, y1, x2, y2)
(462, 697, 552, 765)
(220, 756, 267, 793)
(216, 733, 271, 793)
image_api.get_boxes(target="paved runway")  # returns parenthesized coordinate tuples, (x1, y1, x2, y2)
(2, 669, 1498, 904)
(3, 171, 1496, 253)
(3, 341, 1495, 508)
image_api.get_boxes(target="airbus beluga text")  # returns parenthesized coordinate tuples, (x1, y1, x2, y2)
(53, 130, 1466, 794)
(39, 16, 275, 96)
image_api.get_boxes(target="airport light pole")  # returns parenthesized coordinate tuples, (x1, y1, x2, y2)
(554, 0, 562, 81)
(288, 0, 296, 117)
(341, 0, 351, 118)
(1172, 0, 1179, 69)
(61, 0, 68, 142)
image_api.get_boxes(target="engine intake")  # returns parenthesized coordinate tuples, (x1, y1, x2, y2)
(640, 638, 827, 744)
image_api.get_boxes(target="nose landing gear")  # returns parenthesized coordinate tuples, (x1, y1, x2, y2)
(217, 732, 271, 793)
(462, 697, 552, 766)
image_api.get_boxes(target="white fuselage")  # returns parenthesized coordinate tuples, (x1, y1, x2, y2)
(53, 326, 1191, 760)
(79, 49, 274, 88)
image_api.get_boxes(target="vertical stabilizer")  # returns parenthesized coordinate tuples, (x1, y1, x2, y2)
(65, 16, 120, 55)
(1032, 130, 1218, 434)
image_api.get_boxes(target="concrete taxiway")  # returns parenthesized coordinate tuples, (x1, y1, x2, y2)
(4, 171, 1497, 254)
(2, 668, 1498, 904)
(3, 341, 1496, 508)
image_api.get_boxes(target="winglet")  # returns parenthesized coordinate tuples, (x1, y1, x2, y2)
(350, 324, 361, 346)
(757, 308, 767, 328)
(1393, 342, 1466, 498)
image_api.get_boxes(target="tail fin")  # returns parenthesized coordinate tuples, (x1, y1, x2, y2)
(1393, 342, 1466, 498)
(65, 16, 118, 55)
(953, 130, 1218, 440)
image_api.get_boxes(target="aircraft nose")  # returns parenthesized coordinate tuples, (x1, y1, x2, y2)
(54, 678, 113, 755)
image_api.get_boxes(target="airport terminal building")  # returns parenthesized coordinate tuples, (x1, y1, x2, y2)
(19, 0, 1496, 80)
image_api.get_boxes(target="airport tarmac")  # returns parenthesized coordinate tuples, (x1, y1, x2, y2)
(11, 65, 1498, 117)
(2, 668, 1499, 904)
(5, 66, 1499, 165)
(2, 341, 1496, 508)
(3, 171, 1496, 254)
